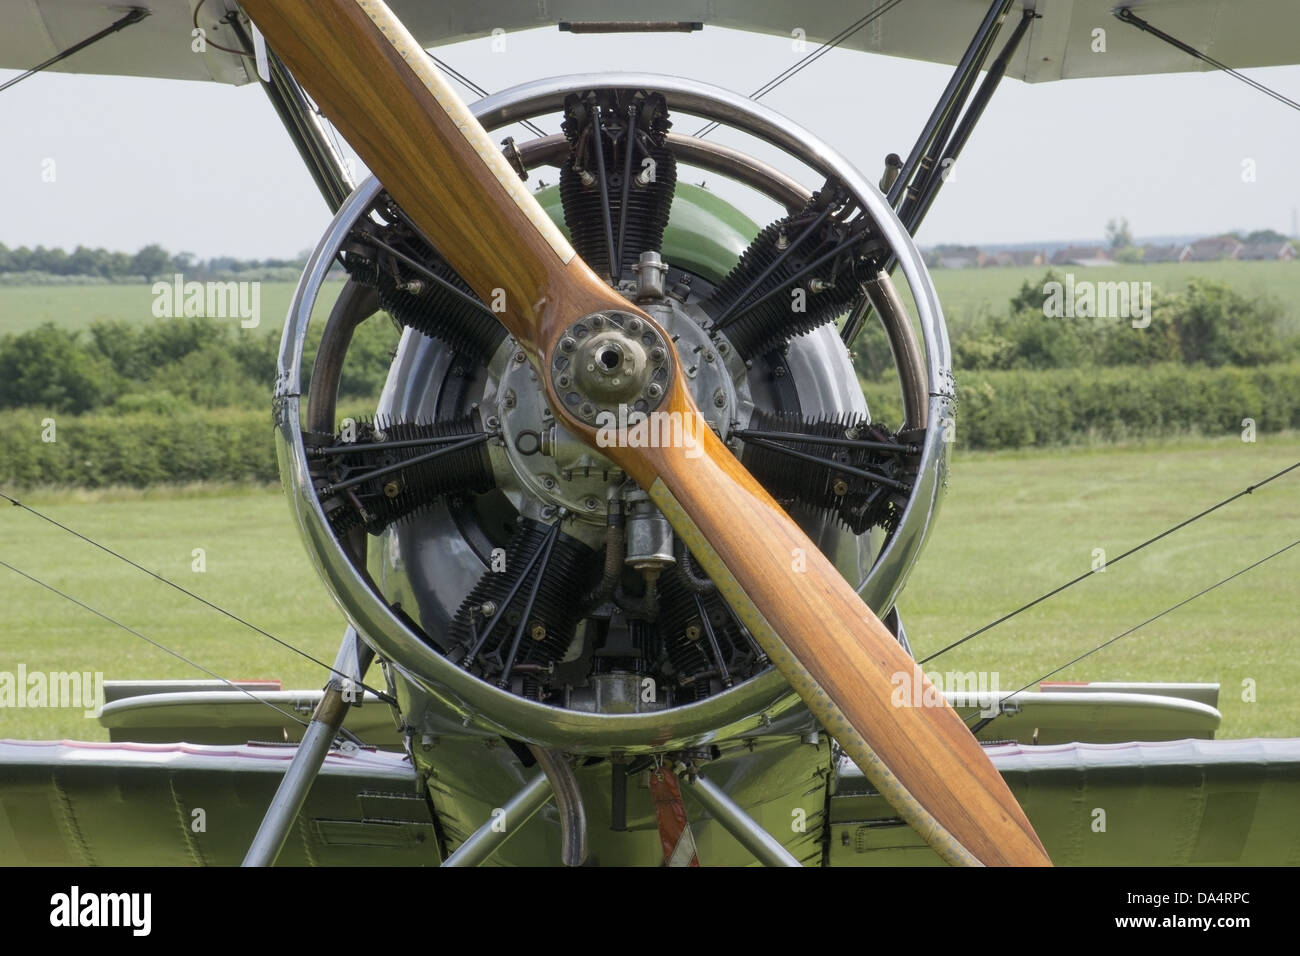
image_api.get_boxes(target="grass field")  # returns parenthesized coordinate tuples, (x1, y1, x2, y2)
(1, 433, 1296, 742)
(0, 280, 344, 336)
(931, 259, 1300, 332)
(2, 260, 1297, 337)
(0, 262, 1297, 744)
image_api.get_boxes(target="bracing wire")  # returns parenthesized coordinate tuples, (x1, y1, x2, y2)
(920, 461, 1300, 665)
(967, 537, 1300, 733)
(0, 490, 397, 706)
(692, 0, 910, 138)
(0, 557, 311, 731)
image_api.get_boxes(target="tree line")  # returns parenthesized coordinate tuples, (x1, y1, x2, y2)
(3, 274, 1293, 415)
(0, 243, 308, 282)
(0, 274, 1295, 493)
(0, 316, 397, 415)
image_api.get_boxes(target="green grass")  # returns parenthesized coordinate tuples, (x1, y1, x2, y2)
(1, 434, 1296, 742)
(0, 484, 345, 741)
(2, 261, 1296, 338)
(930, 259, 1300, 332)
(0, 280, 344, 336)
(1, 263, 1297, 744)
(905, 432, 1300, 741)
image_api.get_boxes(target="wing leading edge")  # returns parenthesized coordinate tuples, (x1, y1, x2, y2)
(1, 1, 1297, 87)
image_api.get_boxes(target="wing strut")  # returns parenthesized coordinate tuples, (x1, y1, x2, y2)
(226, 18, 355, 212)
(842, 3, 1035, 346)
(242, 627, 375, 867)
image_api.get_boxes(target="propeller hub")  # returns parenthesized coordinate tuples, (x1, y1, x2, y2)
(573, 329, 648, 404)
(549, 310, 671, 425)
(492, 295, 748, 530)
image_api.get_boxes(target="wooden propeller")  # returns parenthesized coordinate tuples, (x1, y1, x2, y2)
(241, 0, 1050, 866)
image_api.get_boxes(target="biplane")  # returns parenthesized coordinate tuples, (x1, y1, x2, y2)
(1, 0, 1298, 867)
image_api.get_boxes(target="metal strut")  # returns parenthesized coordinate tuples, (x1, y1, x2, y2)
(895, 0, 1016, 225)
(440, 772, 553, 866)
(227, 18, 355, 211)
(902, 7, 1038, 238)
(886, 0, 1013, 209)
(438, 746, 587, 866)
(242, 627, 375, 867)
(843, 3, 1035, 346)
(681, 772, 802, 867)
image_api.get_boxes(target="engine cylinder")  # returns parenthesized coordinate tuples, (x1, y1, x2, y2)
(559, 90, 677, 280)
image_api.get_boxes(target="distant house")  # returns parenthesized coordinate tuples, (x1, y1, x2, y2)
(1184, 236, 1244, 262)
(1016, 249, 1047, 266)
(1141, 244, 1189, 263)
(1238, 241, 1297, 261)
(1050, 245, 1111, 266)
(925, 244, 982, 269)
(977, 250, 1044, 268)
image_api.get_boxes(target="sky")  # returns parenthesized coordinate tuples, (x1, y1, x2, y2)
(2, 23, 1298, 259)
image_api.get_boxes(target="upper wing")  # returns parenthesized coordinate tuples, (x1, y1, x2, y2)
(2, 1, 1297, 87)
(0, 0, 254, 84)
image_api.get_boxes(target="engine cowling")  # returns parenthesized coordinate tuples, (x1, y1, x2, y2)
(273, 74, 953, 756)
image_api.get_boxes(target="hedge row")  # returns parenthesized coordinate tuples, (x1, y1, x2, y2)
(862, 361, 1300, 449)
(1, 362, 1296, 487)
(0, 408, 278, 487)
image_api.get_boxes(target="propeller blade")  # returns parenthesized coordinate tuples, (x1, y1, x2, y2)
(601, 387, 1048, 866)
(242, 0, 1050, 866)
(240, 0, 608, 356)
